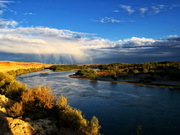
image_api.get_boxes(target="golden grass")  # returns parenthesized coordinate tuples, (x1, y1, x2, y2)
(0, 61, 52, 73)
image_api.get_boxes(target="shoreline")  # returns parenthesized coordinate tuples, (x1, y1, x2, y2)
(69, 74, 180, 89)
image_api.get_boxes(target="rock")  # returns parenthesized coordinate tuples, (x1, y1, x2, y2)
(29, 118, 58, 135)
(0, 117, 35, 135)
(0, 95, 58, 135)
(0, 116, 58, 135)
(0, 94, 13, 107)
(0, 94, 13, 114)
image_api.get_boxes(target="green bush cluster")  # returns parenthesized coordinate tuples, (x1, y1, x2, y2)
(50, 65, 81, 72)
(0, 75, 101, 134)
(7, 88, 101, 134)
(57, 96, 101, 135)
(5, 81, 26, 101)
(0, 70, 101, 134)
(8, 86, 56, 119)
(0, 72, 26, 101)
(0, 72, 14, 91)
(76, 69, 97, 79)
(98, 61, 180, 81)
(7, 67, 45, 76)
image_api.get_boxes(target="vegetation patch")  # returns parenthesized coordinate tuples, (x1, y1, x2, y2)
(0, 64, 101, 135)
(75, 69, 97, 79)
(50, 64, 82, 72)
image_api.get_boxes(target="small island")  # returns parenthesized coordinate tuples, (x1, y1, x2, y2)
(68, 61, 180, 89)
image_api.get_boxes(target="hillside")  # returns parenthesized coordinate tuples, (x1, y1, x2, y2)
(0, 61, 52, 73)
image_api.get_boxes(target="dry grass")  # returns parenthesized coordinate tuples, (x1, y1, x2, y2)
(0, 61, 52, 73)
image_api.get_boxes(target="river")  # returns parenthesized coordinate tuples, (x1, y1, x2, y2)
(16, 70, 180, 135)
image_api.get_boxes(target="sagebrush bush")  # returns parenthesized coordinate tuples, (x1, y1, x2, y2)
(56, 95, 68, 109)
(0, 71, 101, 134)
(8, 101, 24, 117)
(21, 86, 56, 119)
(57, 95, 101, 135)
(0, 72, 14, 94)
(88, 116, 101, 135)
(5, 81, 26, 101)
(60, 106, 88, 131)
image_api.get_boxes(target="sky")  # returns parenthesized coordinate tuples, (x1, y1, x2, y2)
(0, 0, 180, 64)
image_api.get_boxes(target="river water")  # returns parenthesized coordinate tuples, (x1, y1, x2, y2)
(16, 70, 180, 135)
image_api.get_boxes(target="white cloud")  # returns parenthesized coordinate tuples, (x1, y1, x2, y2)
(116, 37, 155, 48)
(0, 0, 14, 15)
(96, 17, 123, 23)
(151, 5, 166, 14)
(167, 35, 178, 38)
(0, 27, 97, 64)
(120, 5, 135, 15)
(23, 12, 35, 15)
(139, 8, 148, 15)
(0, 1, 179, 63)
(0, 19, 18, 28)
(80, 37, 116, 49)
(0, 26, 179, 63)
(116, 4, 178, 17)
(0, 27, 92, 39)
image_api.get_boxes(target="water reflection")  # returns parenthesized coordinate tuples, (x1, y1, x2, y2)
(17, 70, 180, 135)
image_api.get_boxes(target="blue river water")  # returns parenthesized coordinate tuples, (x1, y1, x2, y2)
(16, 70, 180, 135)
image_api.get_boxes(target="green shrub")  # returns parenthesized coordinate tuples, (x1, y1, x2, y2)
(5, 81, 26, 101)
(57, 95, 101, 135)
(50, 65, 80, 72)
(60, 106, 88, 131)
(76, 69, 97, 79)
(0, 72, 14, 94)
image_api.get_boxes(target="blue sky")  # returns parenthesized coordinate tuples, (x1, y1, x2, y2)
(5, 0, 180, 40)
(0, 0, 180, 64)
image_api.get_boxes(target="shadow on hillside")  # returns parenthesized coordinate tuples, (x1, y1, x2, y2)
(0, 111, 13, 135)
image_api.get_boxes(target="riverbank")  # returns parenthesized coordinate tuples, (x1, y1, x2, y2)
(69, 74, 180, 89)
(0, 61, 101, 135)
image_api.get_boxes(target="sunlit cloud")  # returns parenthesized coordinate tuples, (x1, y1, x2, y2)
(118, 37, 155, 48)
(0, 26, 180, 64)
(0, 27, 98, 63)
